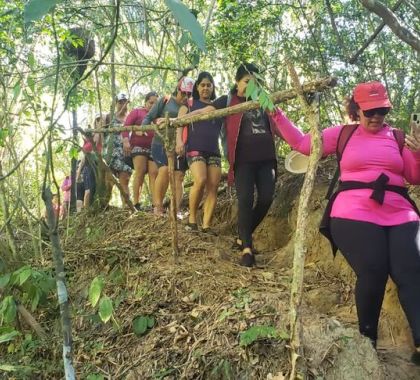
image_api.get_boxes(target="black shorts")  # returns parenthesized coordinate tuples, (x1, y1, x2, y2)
(187, 151, 221, 168)
(76, 181, 85, 201)
(131, 146, 153, 160)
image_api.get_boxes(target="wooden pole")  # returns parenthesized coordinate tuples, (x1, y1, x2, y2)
(84, 77, 337, 135)
(286, 64, 323, 380)
(164, 113, 179, 262)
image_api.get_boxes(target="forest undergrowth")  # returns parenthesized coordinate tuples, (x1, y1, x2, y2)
(2, 165, 420, 380)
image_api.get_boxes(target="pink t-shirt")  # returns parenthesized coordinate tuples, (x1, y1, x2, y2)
(273, 109, 420, 225)
(61, 177, 71, 202)
(123, 108, 154, 148)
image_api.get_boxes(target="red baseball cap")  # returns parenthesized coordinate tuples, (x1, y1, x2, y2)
(353, 81, 392, 111)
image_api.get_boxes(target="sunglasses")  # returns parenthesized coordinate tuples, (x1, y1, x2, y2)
(181, 91, 192, 97)
(362, 107, 390, 117)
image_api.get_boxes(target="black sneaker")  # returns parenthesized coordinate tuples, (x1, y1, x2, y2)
(411, 349, 420, 366)
(134, 203, 142, 211)
(239, 253, 256, 267)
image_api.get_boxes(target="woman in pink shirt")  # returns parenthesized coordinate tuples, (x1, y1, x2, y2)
(60, 176, 71, 218)
(274, 81, 420, 364)
(123, 92, 159, 210)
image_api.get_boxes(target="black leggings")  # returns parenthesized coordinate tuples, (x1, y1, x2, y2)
(331, 218, 420, 346)
(234, 160, 276, 249)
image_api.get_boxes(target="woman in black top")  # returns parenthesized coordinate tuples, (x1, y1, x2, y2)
(177, 63, 282, 267)
(176, 72, 223, 232)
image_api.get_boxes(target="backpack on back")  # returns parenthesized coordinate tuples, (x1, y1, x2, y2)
(325, 124, 405, 200)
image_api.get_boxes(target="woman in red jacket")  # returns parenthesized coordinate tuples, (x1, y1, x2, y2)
(180, 63, 282, 266)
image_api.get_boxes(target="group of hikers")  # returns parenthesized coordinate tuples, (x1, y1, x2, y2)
(62, 62, 420, 364)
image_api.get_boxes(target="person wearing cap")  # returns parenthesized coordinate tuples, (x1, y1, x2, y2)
(141, 76, 194, 216)
(123, 92, 159, 210)
(103, 92, 133, 205)
(272, 81, 420, 364)
(176, 72, 223, 233)
(177, 63, 282, 267)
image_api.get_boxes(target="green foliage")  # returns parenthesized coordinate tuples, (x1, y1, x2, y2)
(0, 266, 54, 328)
(0, 296, 16, 324)
(88, 276, 104, 308)
(165, 0, 206, 52)
(0, 329, 20, 344)
(239, 325, 289, 347)
(24, 0, 62, 23)
(86, 374, 105, 380)
(132, 315, 155, 337)
(98, 296, 113, 323)
(232, 288, 252, 309)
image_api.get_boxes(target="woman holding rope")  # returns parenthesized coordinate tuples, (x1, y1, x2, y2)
(181, 63, 283, 267)
(176, 72, 222, 233)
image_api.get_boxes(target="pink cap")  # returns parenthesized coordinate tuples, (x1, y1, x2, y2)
(353, 81, 392, 111)
(178, 77, 195, 93)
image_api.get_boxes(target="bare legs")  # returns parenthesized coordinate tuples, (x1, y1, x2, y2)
(189, 161, 221, 228)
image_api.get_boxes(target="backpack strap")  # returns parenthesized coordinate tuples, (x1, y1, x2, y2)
(325, 124, 359, 200)
(391, 128, 405, 153)
(336, 124, 359, 162)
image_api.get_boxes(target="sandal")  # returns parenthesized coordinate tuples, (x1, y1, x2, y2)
(239, 252, 256, 267)
(185, 223, 198, 231)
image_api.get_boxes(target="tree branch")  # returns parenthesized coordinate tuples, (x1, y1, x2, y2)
(84, 77, 338, 134)
(349, 0, 404, 64)
(359, 0, 420, 52)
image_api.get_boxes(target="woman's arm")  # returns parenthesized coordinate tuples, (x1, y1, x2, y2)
(402, 134, 420, 184)
(271, 108, 341, 156)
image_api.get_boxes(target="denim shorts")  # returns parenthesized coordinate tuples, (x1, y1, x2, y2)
(151, 142, 188, 172)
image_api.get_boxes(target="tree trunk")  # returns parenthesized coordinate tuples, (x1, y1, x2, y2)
(42, 187, 75, 380)
(0, 163, 17, 258)
(70, 109, 78, 213)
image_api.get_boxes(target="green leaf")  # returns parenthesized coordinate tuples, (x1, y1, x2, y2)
(0, 364, 32, 373)
(164, 0, 206, 52)
(13, 84, 21, 100)
(98, 297, 113, 323)
(27, 77, 35, 93)
(24, 0, 62, 23)
(147, 316, 155, 328)
(245, 78, 256, 99)
(86, 374, 105, 380)
(69, 146, 79, 159)
(19, 268, 32, 286)
(30, 288, 41, 312)
(133, 315, 155, 336)
(0, 274, 11, 289)
(0, 296, 16, 324)
(0, 330, 20, 344)
(133, 316, 148, 336)
(89, 276, 104, 307)
(239, 325, 288, 347)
